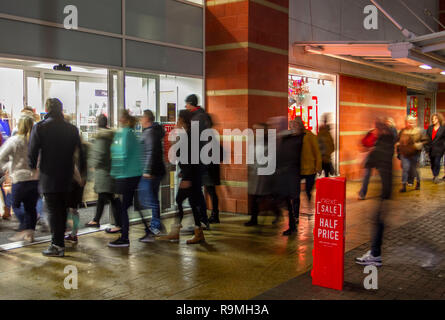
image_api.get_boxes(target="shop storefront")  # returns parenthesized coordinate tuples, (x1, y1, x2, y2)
(0, 0, 204, 246)
(288, 67, 339, 172)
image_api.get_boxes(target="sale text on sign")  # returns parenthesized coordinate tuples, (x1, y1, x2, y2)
(312, 177, 346, 291)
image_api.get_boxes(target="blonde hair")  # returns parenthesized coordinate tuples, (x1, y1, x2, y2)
(431, 113, 444, 125)
(17, 115, 35, 141)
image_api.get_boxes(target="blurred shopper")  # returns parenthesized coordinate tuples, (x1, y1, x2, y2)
(85, 115, 121, 231)
(317, 115, 335, 177)
(204, 114, 221, 224)
(270, 117, 304, 236)
(108, 110, 142, 247)
(425, 113, 445, 183)
(245, 123, 274, 226)
(397, 116, 427, 192)
(298, 122, 321, 214)
(0, 115, 38, 242)
(356, 117, 397, 266)
(160, 110, 204, 243)
(138, 110, 167, 242)
(358, 128, 378, 200)
(183, 94, 212, 232)
(65, 138, 88, 243)
(29, 98, 86, 257)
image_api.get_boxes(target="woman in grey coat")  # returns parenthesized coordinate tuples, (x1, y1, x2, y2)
(244, 123, 276, 226)
(85, 115, 121, 230)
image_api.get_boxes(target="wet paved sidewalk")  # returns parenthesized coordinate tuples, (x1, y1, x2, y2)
(256, 209, 445, 300)
(0, 170, 444, 300)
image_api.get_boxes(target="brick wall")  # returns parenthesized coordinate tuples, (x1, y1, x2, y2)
(339, 75, 407, 180)
(205, 0, 289, 214)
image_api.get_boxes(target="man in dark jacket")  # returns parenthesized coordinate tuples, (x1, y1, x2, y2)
(29, 98, 86, 257)
(183, 94, 212, 231)
(138, 109, 167, 242)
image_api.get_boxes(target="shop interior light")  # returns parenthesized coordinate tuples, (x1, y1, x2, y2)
(419, 64, 432, 70)
(441, 71, 445, 75)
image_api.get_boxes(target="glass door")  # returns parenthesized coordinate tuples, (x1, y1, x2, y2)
(24, 71, 43, 117)
(44, 76, 77, 124)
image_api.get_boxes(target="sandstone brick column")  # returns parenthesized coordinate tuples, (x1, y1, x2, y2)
(205, 0, 289, 213)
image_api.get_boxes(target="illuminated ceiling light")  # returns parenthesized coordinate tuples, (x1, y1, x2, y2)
(305, 45, 324, 55)
(441, 71, 445, 75)
(419, 64, 432, 70)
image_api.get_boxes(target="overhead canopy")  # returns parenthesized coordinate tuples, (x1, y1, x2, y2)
(295, 32, 445, 82)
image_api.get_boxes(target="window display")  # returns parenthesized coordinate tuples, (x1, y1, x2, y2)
(288, 68, 337, 134)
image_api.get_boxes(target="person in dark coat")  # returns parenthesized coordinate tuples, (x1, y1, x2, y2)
(85, 114, 121, 231)
(138, 109, 167, 242)
(425, 113, 445, 183)
(183, 94, 212, 231)
(28, 98, 86, 257)
(269, 116, 304, 236)
(159, 109, 204, 244)
(356, 117, 396, 267)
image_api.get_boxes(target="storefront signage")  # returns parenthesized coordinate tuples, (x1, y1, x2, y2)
(311, 177, 346, 291)
(95, 90, 108, 97)
(409, 96, 418, 118)
(163, 124, 176, 162)
(424, 98, 431, 130)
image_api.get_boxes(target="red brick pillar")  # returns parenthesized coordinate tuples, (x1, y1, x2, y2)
(205, 0, 289, 213)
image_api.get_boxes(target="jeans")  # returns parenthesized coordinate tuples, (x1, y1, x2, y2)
(370, 166, 392, 257)
(12, 181, 39, 230)
(359, 168, 372, 197)
(14, 204, 25, 231)
(301, 174, 316, 201)
(94, 192, 121, 227)
(115, 176, 141, 241)
(138, 176, 162, 230)
(44, 192, 70, 248)
(175, 184, 201, 227)
(430, 155, 442, 178)
(401, 155, 420, 184)
(205, 185, 219, 214)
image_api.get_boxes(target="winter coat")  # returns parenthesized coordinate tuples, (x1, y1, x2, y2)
(425, 125, 445, 157)
(397, 127, 427, 157)
(190, 107, 212, 135)
(248, 143, 272, 196)
(0, 135, 38, 184)
(90, 128, 115, 194)
(317, 125, 335, 163)
(176, 129, 199, 181)
(301, 129, 322, 176)
(110, 127, 143, 179)
(28, 112, 86, 193)
(273, 131, 304, 198)
(366, 129, 396, 171)
(141, 122, 166, 177)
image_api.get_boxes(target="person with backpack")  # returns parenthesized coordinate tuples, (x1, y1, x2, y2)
(397, 116, 428, 192)
(425, 113, 445, 183)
